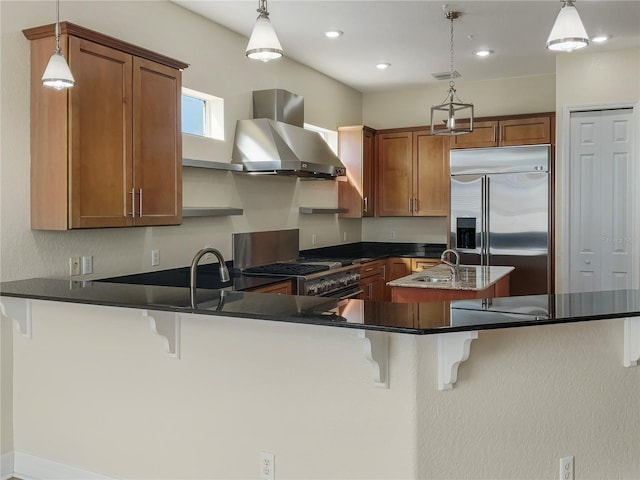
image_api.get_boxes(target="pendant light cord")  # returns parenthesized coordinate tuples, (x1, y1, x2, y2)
(55, 0, 61, 53)
(449, 13, 454, 89)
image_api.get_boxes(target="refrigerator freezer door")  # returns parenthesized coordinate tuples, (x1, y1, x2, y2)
(487, 172, 550, 295)
(450, 174, 485, 266)
(450, 145, 550, 175)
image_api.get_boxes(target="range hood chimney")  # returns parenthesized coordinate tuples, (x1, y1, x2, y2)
(232, 89, 346, 179)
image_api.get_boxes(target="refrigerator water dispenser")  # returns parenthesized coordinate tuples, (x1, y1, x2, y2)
(457, 217, 476, 249)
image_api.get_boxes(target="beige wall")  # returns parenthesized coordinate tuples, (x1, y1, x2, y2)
(554, 48, 640, 292)
(8, 303, 639, 479)
(0, 0, 363, 284)
(362, 74, 556, 130)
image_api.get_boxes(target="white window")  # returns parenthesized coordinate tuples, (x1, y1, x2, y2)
(304, 123, 338, 154)
(181, 87, 224, 140)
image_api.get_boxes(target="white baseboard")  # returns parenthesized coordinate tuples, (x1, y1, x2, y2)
(1, 451, 15, 480)
(14, 451, 118, 480)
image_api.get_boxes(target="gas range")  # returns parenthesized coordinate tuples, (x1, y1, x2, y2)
(242, 261, 362, 298)
(233, 229, 363, 298)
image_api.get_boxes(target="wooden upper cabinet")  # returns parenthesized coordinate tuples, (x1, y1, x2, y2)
(413, 130, 448, 216)
(376, 131, 413, 216)
(23, 22, 187, 230)
(499, 116, 551, 146)
(450, 115, 553, 150)
(449, 121, 498, 149)
(132, 58, 182, 226)
(338, 126, 375, 218)
(377, 130, 449, 217)
(69, 37, 133, 228)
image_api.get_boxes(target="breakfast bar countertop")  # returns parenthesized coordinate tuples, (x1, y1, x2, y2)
(2, 277, 640, 336)
(388, 264, 515, 291)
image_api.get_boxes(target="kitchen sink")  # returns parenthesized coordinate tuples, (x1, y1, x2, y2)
(415, 275, 451, 283)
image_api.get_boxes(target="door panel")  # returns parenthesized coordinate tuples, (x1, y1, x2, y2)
(69, 37, 133, 228)
(133, 57, 182, 226)
(413, 130, 448, 216)
(450, 174, 483, 265)
(487, 172, 549, 295)
(487, 172, 549, 255)
(376, 132, 413, 216)
(569, 108, 636, 292)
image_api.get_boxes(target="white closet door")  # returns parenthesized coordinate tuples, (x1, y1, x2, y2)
(569, 108, 636, 293)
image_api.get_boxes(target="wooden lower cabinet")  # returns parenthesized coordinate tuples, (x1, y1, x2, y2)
(249, 281, 292, 295)
(359, 260, 386, 301)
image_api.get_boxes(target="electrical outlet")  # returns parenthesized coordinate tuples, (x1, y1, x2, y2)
(151, 249, 160, 266)
(69, 257, 81, 276)
(81, 255, 93, 275)
(312, 234, 317, 246)
(390, 230, 396, 240)
(259, 452, 274, 480)
(560, 456, 574, 480)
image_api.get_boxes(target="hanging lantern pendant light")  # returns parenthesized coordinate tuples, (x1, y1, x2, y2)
(430, 11, 473, 136)
(246, 0, 283, 62)
(42, 0, 75, 90)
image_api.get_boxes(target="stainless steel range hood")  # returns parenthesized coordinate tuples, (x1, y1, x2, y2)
(232, 89, 346, 179)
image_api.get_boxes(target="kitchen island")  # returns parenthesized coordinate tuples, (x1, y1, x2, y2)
(388, 264, 514, 303)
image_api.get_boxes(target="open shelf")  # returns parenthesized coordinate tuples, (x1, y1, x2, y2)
(182, 207, 243, 217)
(299, 207, 348, 214)
(182, 158, 242, 171)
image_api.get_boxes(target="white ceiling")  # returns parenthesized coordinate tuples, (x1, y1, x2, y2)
(173, 1, 640, 93)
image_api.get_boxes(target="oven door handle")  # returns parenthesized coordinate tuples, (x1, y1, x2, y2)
(338, 288, 364, 300)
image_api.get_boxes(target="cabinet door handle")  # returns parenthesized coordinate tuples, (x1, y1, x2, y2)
(139, 188, 143, 217)
(364, 267, 374, 272)
(363, 196, 368, 213)
(130, 188, 136, 217)
(409, 197, 413, 213)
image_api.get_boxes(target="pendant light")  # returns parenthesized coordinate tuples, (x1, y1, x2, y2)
(430, 11, 473, 136)
(42, 0, 75, 90)
(546, 0, 589, 52)
(246, 0, 283, 62)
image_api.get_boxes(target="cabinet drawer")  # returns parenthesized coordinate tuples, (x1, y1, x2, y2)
(359, 261, 386, 279)
(412, 259, 440, 272)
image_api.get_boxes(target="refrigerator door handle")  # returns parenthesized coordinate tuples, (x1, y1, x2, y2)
(480, 176, 486, 266)
(485, 176, 490, 267)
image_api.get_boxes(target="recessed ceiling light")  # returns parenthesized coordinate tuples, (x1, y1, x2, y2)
(592, 35, 611, 43)
(376, 63, 391, 70)
(324, 30, 343, 38)
(474, 49, 494, 57)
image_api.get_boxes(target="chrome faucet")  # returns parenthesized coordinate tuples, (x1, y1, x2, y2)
(440, 248, 460, 281)
(190, 247, 230, 308)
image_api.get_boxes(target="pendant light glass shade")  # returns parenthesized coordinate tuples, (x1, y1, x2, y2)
(42, 50, 75, 90)
(430, 11, 473, 136)
(546, 0, 589, 52)
(42, 0, 74, 90)
(246, 0, 283, 62)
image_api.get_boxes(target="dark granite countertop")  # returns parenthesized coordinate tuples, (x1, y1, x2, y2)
(2, 278, 639, 335)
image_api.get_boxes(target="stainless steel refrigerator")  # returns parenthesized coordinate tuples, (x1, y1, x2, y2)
(450, 145, 551, 296)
